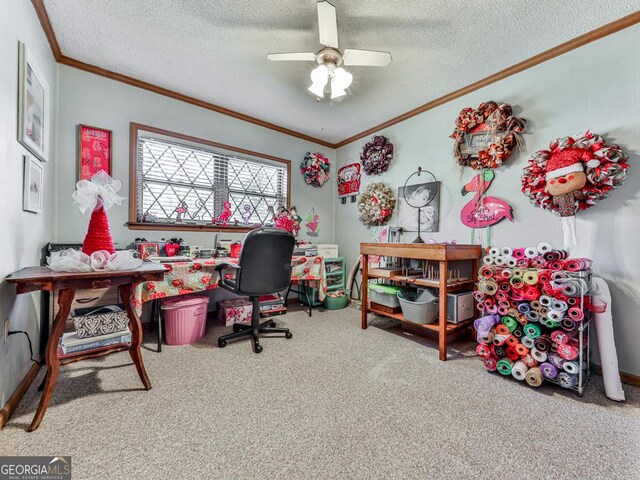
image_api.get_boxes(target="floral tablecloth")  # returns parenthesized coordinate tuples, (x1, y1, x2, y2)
(133, 256, 326, 315)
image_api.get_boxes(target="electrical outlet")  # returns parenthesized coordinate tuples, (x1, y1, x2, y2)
(4, 319, 9, 343)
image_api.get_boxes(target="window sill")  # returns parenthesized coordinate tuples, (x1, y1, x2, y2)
(127, 221, 255, 234)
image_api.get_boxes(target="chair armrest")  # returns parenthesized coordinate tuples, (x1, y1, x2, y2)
(215, 262, 241, 293)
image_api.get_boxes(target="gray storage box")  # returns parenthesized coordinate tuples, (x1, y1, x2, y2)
(446, 291, 474, 324)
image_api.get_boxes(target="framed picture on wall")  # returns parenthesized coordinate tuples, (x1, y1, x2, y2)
(23, 155, 44, 213)
(138, 243, 160, 260)
(397, 181, 440, 233)
(78, 124, 112, 180)
(18, 42, 50, 162)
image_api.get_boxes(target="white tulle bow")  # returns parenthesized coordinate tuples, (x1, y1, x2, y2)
(48, 249, 143, 272)
(73, 171, 125, 215)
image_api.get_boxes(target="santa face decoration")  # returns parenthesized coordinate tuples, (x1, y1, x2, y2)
(522, 132, 630, 250)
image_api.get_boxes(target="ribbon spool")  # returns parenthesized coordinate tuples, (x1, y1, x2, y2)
(507, 307, 519, 318)
(473, 291, 485, 302)
(495, 291, 508, 302)
(516, 258, 530, 268)
(505, 346, 520, 360)
(483, 255, 494, 265)
(522, 354, 538, 368)
(561, 318, 577, 331)
(513, 248, 526, 259)
(541, 318, 560, 328)
(567, 307, 584, 321)
(500, 269, 512, 279)
(500, 246, 513, 257)
(551, 299, 568, 312)
(539, 295, 552, 307)
(538, 272, 551, 284)
(499, 282, 511, 292)
(563, 361, 580, 375)
(566, 297, 578, 306)
(494, 256, 505, 266)
(517, 303, 531, 314)
(512, 327, 524, 339)
(489, 247, 500, 257)
(540, 362, 558, 379)
(505, 335, 519, 347)
(515, 343, 529, 356)
(496, 358, 514, 376)
(557, 371, 578, 388)
(523, 323, 541, 339)
(525, 311, 540, 322)
(538, 306, 549, 317)
(483, 356, 498, 371)
(480, 266, 494, 278)
(531, 257, 546, 269)
(537, 242, 552, 254)
(478, 280, 498, 295)
(551, 330, 574, 345)
(492, 345, 506, 358)
(530, 300, 541, 310)
(505, 257, 517, 268)
(549, 260, 564, 270)
(511, 361, 528, 381)
(523, 271, 539, 285)
(502, 316, 518, 332)
(476, 343, 492, 358)
(481, 330, 496, 344)
(531, 348, 548, 363)
(548, 353, 565, 368)
(524, 247, 537, 258)
(520, 334, 535, 349)
(497, 305, 509, 315)
(534, 336, 551, 352)
(550, 343, 558, 353)
(557, 343, 579, 361)
(495, 324, 510, 336)
(510, 277, 524, 289)
(525, 367, 544, 387)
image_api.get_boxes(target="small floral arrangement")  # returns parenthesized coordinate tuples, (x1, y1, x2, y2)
(360, 135, 394, 175)
(301, 152, 330, 187)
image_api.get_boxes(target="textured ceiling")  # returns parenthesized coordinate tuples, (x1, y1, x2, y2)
(44, 0, 640, 143)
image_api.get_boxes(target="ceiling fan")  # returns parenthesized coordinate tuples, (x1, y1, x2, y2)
(267, 1, 392, 100)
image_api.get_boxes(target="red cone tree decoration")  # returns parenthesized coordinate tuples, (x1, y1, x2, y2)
(81, 203, 115, 255)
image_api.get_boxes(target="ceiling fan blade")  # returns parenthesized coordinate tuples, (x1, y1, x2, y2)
(267, 52, 317, 62)
(343, 49, 392, 67)
(317, 1, 338, 48)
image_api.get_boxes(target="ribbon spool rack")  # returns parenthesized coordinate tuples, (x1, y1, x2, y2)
(473, 244, 592, 396)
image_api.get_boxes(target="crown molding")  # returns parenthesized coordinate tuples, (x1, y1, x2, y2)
(32, 1, 640, 150)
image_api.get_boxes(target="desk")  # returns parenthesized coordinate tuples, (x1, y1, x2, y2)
(5, 263, 167, 431)
(360, 243, 482, 361)
(134, 256, 327, 350)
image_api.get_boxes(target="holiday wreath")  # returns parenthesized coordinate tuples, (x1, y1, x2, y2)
(521, 131, 629, 215)
(451, 101, 526, 170)
(360, 135, 394, 175)
(301, 152, 330, 187)
(357, 182, 396, 226)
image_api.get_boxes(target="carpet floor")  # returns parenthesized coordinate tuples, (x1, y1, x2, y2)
(1, 305, 639, 480)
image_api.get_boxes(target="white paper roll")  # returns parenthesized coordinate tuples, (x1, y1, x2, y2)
(511, 361, 528, 381)
(489, 247, 500, 256)
(524, 247, 537, 258)
(591, 277, 625, 401)
(494, 256, 505, 266)
(500, 246, 513, 257)
(505, 257, 517, 268)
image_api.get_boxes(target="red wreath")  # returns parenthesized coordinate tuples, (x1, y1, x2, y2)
(521, 131, 629, 214)
(451, 101, 526, 170)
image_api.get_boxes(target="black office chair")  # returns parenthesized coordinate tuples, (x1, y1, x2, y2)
(215, 227, 295, 353)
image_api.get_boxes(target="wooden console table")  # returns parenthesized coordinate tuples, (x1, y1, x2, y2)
(360, 243, 482, 361)
(5, 263, 167, 431)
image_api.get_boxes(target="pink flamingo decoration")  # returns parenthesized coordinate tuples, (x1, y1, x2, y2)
(216, 201, 232, 225)
(174, 201, 188, 223)
(460, 170, 513, 228)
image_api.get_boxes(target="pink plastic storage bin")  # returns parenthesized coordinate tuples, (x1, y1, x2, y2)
(161, 295, 209, 345)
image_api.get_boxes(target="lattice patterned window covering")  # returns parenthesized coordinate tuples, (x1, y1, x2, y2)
(136, 135, 288, 227)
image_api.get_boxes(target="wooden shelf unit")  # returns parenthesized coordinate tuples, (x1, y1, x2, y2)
(360, 242, 482, 361)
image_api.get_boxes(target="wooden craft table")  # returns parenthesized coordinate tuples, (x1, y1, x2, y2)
(5, 263, 167, 431)
(360, 243, 482, 361)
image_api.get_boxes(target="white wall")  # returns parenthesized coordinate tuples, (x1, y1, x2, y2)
(55, 65, 336, 248)
(335, 25, 640, 377)
(0, 1, 58, 407)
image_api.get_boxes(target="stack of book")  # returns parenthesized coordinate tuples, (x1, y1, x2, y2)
(57, 330, 131, 359)
(259, 294, 287, 318)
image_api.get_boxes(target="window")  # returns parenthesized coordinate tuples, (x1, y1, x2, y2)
(130, 124, 290, 231)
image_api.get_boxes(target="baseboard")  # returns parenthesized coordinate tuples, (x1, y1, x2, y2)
(591, 364, 640, 388)
(0, 357, 42, 429)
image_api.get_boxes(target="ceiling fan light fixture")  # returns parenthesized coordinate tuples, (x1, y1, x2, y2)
(309, 64, 329, 97)
(332, 67, 353, 90)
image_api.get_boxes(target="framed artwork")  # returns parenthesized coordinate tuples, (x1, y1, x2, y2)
(18, 42, 50, 162)
(139, 243, 159, 260)
(397, 181, 440, 233)
(23, 155, 44, 213)
(78, 124, 112, 180)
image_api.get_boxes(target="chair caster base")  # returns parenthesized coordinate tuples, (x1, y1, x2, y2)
(218, 339, 227, 348)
